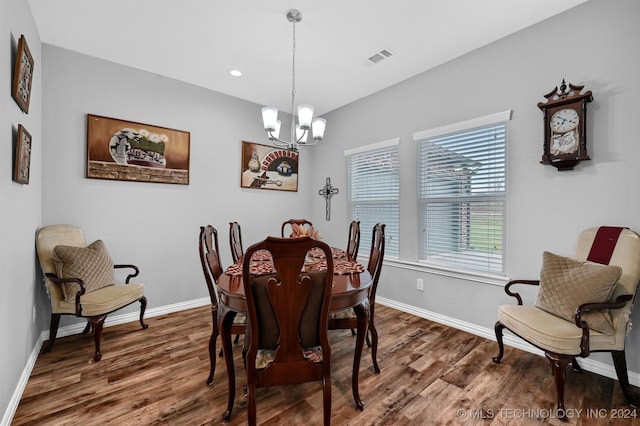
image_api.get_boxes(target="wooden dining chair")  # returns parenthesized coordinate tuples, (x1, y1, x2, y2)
(242, 236, 334, 426)
(198, 225, 246, 385)
(281, 218, 313, 237)
(329, 223, 385, 373)
(346, 220, 361, 260)
(228, 221, 244, 264)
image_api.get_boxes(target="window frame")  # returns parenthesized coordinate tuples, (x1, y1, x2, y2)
(413, 110, 511, 276)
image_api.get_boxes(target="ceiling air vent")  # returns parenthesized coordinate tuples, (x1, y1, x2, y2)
(368, 49, 393, 64)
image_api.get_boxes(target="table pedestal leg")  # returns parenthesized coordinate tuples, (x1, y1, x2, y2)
(220, 310, 237, 423)
(352, 300, 370, 410)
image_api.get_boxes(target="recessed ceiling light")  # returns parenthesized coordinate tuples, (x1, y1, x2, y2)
(229, 69, 242, 77)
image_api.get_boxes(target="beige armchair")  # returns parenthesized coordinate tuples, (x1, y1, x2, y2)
(494, 226, 640, 417)
(36, 224, 147, 361)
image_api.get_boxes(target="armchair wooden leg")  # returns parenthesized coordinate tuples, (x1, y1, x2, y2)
(42, 314, 61, 354)
(82, 320, 91, 334)
(492, 321, 506, 363)
(612, 350, 640, 406)
(139, 296, 148, 329)
(545, 352, 571, 419)
(90, 315, 106, 362)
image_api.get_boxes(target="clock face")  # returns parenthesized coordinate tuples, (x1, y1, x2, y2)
(550, 108, 579, 133)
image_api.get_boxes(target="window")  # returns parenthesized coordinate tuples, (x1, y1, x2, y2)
(345, 138, 399, 257)
(414, 111, 511, 275)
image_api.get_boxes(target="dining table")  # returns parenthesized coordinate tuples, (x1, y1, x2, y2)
(215, 247, 372, 422)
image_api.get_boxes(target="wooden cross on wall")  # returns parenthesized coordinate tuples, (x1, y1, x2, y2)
(318, 177, 339, 221)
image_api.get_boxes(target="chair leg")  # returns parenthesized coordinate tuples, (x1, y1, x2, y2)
(42, 314, 61, 354)
(571, 357, 584, 373)
(612, 350, 640, 406)
(545, 352, 572, 419)
(207, 329, 218, 386)
(139, 296, 149, 329)
(246, 382, 257, 426)
(369, 319, 380, 374)
(492, 321, 506, 363)
(208, 307, 219, 385)
(81, 320, 91, 334)
(90, 315, 106, 362)
(322, 377, 332, 426)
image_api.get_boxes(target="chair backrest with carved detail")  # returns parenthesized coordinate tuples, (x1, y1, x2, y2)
(229, 221, 244, 264)
(346, 220, 360, 261)
(242, 235, 333, 424)
(367, 223, 386, 304)
(281, 218, 313, 237)
(199, 225, 223, 308)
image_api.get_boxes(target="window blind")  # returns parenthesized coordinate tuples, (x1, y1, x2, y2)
(416, 119, 508, 275)
(346, 139, 399, 257)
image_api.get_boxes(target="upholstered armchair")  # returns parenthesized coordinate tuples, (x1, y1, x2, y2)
(493, 226, 640, 417)
(36, 224, 147, 361)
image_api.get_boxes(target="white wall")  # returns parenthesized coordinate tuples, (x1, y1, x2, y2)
(313, 0, 640, 372)
(0, 0, 42, 421)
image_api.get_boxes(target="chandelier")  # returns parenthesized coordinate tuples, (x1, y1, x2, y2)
(261, 9, 326, 151)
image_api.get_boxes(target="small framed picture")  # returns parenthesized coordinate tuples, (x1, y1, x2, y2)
(240, 140, 299, 192)
(14, 125, 32, 184)
(12, 35, 35, 114)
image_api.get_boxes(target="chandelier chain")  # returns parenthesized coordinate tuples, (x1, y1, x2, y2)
(290, 17, 297, 145)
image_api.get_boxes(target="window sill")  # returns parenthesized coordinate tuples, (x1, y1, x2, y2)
(379, 257, 510, 287)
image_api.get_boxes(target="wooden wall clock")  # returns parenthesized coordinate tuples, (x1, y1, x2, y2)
(537, 79, 593, 171)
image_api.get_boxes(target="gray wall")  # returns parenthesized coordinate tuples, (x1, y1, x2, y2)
(1, 0, 42, 420)
(312, 0, 640, 371)
(3, 0, 640, 421)
(39, 45, 329, 320)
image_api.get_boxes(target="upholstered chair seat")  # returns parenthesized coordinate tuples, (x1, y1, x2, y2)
(54, 283, 145, 317)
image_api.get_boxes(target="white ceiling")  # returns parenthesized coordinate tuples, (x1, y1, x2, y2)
(28, 0, 588, 116)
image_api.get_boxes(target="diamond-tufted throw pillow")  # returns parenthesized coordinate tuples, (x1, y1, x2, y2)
(535, 251, 622, 334)
(53, 240, 115, 302)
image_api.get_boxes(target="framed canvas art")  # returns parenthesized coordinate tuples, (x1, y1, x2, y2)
(240, 141, 298, 192)
(87, 114, 190, 185)
(12, 35, 34, 114)
(14, 125, 32, 184)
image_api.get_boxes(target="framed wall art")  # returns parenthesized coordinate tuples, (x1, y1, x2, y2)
(240, 141, 298, 192)
(87, 114, 190, 185)
(12, 35, 34, 114)
(14, 125, 32, 184)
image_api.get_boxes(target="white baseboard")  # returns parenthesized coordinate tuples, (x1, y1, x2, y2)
(1, 297, 210, 426)
(376, 297, 640, 387)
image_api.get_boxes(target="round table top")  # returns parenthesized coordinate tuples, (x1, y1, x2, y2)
(217, 268, 372, 313)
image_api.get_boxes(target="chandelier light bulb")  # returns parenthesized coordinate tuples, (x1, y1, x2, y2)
(297, 104, 314, 130)
(261, 107, 279, 132)
(312, 118, 326, 141)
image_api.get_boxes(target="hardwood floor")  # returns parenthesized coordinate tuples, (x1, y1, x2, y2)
(13, 304, 639, 425)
